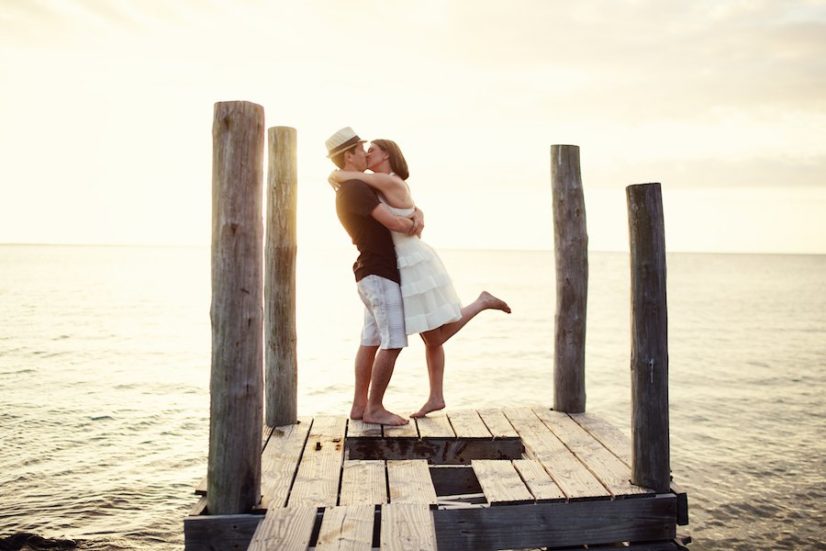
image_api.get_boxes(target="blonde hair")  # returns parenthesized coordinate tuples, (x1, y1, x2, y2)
(371, 139, 409, 180)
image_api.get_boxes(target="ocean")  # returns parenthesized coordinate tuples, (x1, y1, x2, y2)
(0, 245, 824, 550)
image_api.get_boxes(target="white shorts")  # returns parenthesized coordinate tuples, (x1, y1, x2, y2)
(357, 275, 408, 349)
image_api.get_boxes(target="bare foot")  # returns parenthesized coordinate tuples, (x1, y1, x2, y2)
(350, 406, 364, 420)
(363, 407, 409, 426)
(480, 291, 511, 314)
(410, 398, 446, 418)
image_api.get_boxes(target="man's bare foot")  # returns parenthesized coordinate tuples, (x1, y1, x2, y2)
(410, 398, 446, 418)
(480, 291, 511, 314)
(350, 404, 365, 420)
(363, 407, 409, 426)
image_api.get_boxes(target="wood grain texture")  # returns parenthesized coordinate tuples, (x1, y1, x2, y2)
(534, 408, 651, 496)
(472, 460, 534, 505)
(380, 503, 437, 551)
(627, 182, 670, 493)
(247, 506, 316, 551)
(551, 144, 588, 413)
(447, 410, 491, 438)
(260, 418, 312, 508)
(512, 459, 566, 501)
(477, 409, 518, 438)
(288, 416, 346, 507)
(569, 412, 633, 466)
(347, 419, 382, 438)
(316, 505, 374, 551)
(265, 126, 299, 427)
(340, 460, 387, 505)
(184, 513, 263, 550)
(383, 420, 419, 438)
(387, 460, 438, 505)
(208, 100, 265, 515)
(416, 415, 455, 438)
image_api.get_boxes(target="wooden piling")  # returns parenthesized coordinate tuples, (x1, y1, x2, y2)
(550, 145, 588, 413)
(208, 100, 265, 515)
(265, 126, 298, 427)
(626, 182, 670, 493)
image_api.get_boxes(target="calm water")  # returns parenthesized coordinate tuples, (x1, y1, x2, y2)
(0, 245, 824, 550)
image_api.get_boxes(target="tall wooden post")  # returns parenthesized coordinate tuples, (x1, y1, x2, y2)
(551, 145, 588, 413)
(265, 126, 298, 427)
(208, 101, 265, 515)
(626, 182, 670, 493)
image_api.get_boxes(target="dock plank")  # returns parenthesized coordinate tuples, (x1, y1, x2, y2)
(347, 419, 382, 438)
(503, 407, 609, 499)
(447, 410, 492, 438)
(247, 505, 316, 551)
(260, 418, 313, 508)
(340, 460, 387, 505)
(316, 504, 374, 551)
(512, 459, 566, 501)
(416, 414, 455, 438)
(477, 408, 518, 438)
(288, 416, 347, 508)
(380, 503, 437, 551)
(382, 420, 419, 438)
(472, 460, 534, 505)
(534, 408, 651, 496)
(569, 412, 633, 466)
(387, 460, 438, 505)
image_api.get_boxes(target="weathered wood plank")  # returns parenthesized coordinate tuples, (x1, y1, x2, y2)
(260, 418, 313, 508)
(340, 460, 387, 506)
(472, 460, 534, 506)
(387, 460, 438, 505)
(381, 503, 437, 551)
(316, 505, 374, 551)
(288, 416, 346, 507)
(447, 410, 492, 438)
(247, 506, 316, 551)
(382, 420, 419, 438)
(347, 419, 383, 438)
(503, 408, 608, 499)
(569, 412, 633, 466)
(184, 513, 263, 551)
(433, 493, 677, 550)
(534, 408, 651, 496)
(512, 459, 566, 501)
(416, 415, 455, 438)
(477, 408, 518, 438)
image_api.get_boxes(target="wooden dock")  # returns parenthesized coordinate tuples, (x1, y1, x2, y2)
(184, 407, 689, 550)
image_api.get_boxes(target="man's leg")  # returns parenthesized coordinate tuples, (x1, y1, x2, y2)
(363, 347, 408, 426)
(351, 345, 377, 420)
(411, 341, 446, 418)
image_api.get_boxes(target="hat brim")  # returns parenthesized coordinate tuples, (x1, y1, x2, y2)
(326, 136, 366, 158)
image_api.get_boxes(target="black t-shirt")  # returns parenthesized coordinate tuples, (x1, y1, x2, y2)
(335, 180, 400, 284)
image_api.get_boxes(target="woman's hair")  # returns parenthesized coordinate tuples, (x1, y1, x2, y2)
(371, 139, 409, 180)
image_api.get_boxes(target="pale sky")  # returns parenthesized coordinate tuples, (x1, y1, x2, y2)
(1, 0, 825, 253)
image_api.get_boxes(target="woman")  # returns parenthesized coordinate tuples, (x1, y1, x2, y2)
(329, 139, 510, 418)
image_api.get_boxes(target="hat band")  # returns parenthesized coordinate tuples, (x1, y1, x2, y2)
(328, 135, 362, 157)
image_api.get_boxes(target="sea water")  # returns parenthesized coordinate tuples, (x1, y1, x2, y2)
(0, 245, 824, 550)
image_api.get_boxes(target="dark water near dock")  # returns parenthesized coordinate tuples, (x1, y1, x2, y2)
(0, 246, 824, 550)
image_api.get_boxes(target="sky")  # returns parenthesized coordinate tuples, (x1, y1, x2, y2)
(1, 0, 825, 254)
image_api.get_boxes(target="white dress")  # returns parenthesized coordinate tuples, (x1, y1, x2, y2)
(380, 198, 463, 335)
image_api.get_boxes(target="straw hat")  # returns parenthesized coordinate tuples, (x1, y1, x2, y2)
(325, 127, 365, 158)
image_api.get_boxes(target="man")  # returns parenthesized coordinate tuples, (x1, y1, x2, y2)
(325, 127, 423, 426)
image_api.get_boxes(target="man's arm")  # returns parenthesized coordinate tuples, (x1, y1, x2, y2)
(371, 204, 420, 235)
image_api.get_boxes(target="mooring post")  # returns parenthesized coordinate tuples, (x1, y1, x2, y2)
(265, 126, 298, 427)
(208, 101, 265, 515)
(626, 182, 670, 493)
(551, 144, 588, 413)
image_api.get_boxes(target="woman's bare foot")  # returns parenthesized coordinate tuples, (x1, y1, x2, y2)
(410, 398, 446, 418)
(480, 291, 511, 313)
(363, 407, 409, 426)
